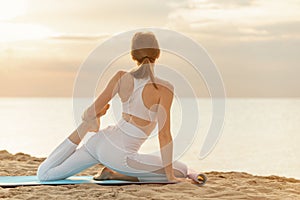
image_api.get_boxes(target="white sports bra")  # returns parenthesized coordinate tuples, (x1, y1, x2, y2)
(122, 76, 157, 122)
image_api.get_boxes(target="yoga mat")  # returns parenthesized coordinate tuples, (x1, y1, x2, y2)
(0, 174, 206, 188)
(0, 176, 174, 187)
(187, 170, 207, 186)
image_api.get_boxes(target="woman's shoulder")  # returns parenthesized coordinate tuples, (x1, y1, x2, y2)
(115, 70, 132, 80)
(154, 77, 174, 92)
(116, 70, 127, 76)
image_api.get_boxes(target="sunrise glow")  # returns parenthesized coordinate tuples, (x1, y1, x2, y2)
(0, 0, 27, 20)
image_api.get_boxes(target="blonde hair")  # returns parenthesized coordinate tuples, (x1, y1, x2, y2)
(130, 32, 160, 89)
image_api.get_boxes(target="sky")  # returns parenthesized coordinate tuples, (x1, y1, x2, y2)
(0, 0, 299, 97)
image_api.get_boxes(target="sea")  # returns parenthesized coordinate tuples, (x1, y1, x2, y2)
(0, 98, 299, 179)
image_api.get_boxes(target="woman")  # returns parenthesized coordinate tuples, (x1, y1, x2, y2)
(37, 32, 189, 183)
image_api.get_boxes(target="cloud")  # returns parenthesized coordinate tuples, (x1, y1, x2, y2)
(167, 0, 300, 42)
(184, 0, 258, 9)
(1, 0, 300, 97)
(49, 34, 110, 42)
(9, 0, 179, 35)
(208, 0, 257, 7)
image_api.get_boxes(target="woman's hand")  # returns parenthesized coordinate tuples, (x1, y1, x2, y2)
(82, 104, 110, 121)
(167, 173, 190, 183)
(96, 104, 110, 117)
(82, 104, 110, 132)
(168, 176, 191, 183)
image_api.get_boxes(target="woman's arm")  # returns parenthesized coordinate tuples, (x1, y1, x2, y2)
(83, 70, 125, 120)
(157, 84, 177, 181)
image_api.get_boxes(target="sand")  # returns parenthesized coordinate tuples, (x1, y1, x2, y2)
(0, 150, 299, 200)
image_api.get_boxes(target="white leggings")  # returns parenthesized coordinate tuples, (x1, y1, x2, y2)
(37, 119, 188, 182)
(37, 138, 98, 181)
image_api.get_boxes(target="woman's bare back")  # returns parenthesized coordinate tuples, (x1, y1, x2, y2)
(118, 71, 172, 136)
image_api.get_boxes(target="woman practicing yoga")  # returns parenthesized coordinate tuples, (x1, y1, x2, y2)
(37, 32, 190, 183)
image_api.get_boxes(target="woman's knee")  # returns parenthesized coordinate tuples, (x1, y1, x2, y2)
(37, 168, 60, 181)
(36, 162, 53, 181)
(37, 165, 48, 181)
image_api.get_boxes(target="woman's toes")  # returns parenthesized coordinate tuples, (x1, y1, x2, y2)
(93, 167, 113, 180)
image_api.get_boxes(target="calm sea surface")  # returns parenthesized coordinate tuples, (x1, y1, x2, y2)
(0, 98, 299, 179)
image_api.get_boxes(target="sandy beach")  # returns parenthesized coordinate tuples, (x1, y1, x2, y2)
(0, 150, 299, 200)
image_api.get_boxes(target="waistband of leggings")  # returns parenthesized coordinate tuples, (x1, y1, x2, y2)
(116, 118, 148, 140)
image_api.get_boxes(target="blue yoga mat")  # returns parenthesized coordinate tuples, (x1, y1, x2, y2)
(0, 176, 175, 187)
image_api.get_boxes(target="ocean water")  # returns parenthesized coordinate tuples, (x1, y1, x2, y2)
(0, 98, 299, 179)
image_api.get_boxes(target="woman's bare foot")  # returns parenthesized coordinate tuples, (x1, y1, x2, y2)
(93, 167, 114, 180)
(85, 118, 100, 132)
(83, 104, 110, 121)
(93, 167, 139, 182)
(86, 104, 110, 132)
